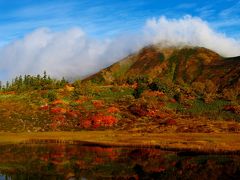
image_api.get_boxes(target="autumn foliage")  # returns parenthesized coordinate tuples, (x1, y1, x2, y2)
(82, 114, 118, 129)
(38, 98, 118, 130)
(50, 107, 66, 114)
(92, 100, 104, 108)
(107, 107, 120, 113)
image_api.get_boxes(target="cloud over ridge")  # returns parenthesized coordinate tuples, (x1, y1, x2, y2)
(0, 16, 240, 81)
(144, 16, 240, 57)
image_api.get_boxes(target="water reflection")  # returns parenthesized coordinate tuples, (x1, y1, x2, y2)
(0, 142, 239, 179)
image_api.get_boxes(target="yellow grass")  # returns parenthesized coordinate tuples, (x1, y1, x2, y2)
(0, 131, 240, 153)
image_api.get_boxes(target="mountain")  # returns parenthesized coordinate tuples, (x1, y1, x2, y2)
(0, 45, 239, 133)
(85, 45, 240, 93)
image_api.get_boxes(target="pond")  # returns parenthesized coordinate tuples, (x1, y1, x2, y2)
(0, 141, 240, 180)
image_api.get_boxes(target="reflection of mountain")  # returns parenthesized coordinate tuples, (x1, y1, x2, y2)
(0, 143, 121, 179)
(0, 143, 240, 179)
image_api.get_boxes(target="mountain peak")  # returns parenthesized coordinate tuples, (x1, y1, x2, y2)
(85, 45, 239, 92)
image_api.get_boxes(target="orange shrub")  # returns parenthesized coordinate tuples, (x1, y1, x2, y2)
(169, 98, 176, 103)
(92, 100, 104, 108)
(74, 100, 84, 104)
(39, 104, 49, 111)
(142, 90, 165, 97)
(75, 96, 88, 104)
(1, 91, 16, 95)
(132, 82, 138, 89)
(146, 110, 157, 117)
(102, 115, 117, 127)
(51, 99, 65, 105)
(107, 107, 120, 113)
(158, 113, 169, 119)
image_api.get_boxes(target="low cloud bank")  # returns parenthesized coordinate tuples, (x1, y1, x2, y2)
(0, 16, 239, 81)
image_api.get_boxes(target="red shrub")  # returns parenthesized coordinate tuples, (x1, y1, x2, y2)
(51, 115, 66, 128)
(102, 116, 117, 127)
(66, 110, 78, 118)
(223, 105, 240, 114)
(92, 123, 101, 129)
(165, 119, 177, 126)
(151, 166, 166, 173)
(93, 157, 104, 164)
(82, 120, 92, 128)
(50, 107, 66, 114)
(92, 114, 102, 128)
(89, 114, 118, 129)
(52, 115, 65, 123)
(50, 122, 58, 129)
(129, 105, 147, 116)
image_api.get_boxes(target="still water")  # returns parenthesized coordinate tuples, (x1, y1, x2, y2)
(0, 141, 239, 179)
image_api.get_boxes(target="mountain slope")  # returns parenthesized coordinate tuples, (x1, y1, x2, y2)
(85, 45, 240, 92)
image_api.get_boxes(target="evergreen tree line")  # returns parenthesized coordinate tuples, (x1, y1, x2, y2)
(0, 71, 68, 92)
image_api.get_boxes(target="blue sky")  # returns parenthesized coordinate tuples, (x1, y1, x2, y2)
(0, 0, 240, 82)
(0, 0, 239, 46)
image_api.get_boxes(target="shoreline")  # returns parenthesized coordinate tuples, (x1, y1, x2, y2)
(0, 131, 240, 154)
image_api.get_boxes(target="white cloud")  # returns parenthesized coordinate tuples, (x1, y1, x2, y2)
(0, 16, 240, 81)
(144, 16, 240, 57)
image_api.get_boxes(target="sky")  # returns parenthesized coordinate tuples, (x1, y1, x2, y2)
(0, 0, 240, 81)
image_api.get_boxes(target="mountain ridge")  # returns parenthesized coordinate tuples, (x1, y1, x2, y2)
(84, 45, 240, 94)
